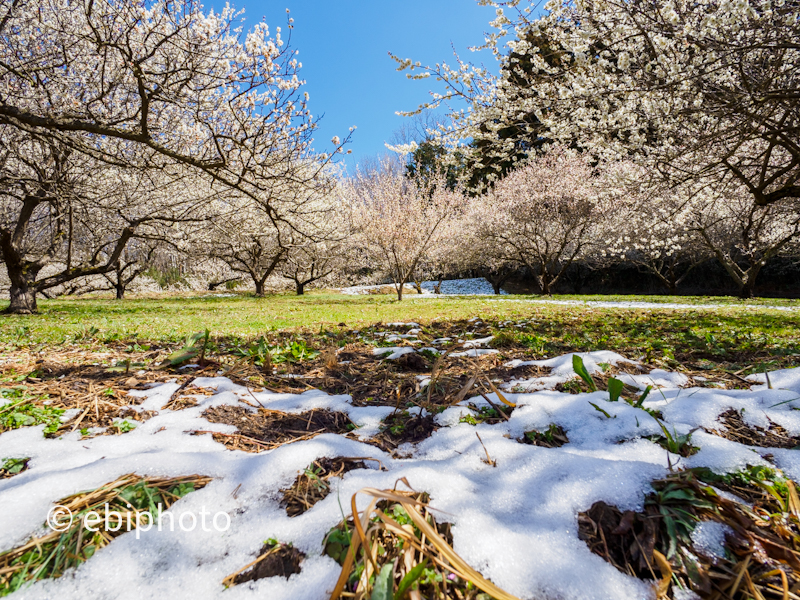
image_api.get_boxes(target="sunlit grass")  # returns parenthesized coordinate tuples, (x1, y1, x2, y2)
(1, 292, 798, 375)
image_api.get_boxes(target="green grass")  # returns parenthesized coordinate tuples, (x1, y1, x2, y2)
(0, 292, 798, 374)
(0, 291, 797, 344)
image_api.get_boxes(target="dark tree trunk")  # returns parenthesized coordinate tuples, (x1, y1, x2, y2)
(538, 270, 552, 296)
(397, 284, 404, 301)
(3, 257, 41, 314)
(296, 282, 305, 295)
(115, 284, 125, 300)
(739, 281, 756, 298)
(254, 280, 265, 296)
(7, 283, 38, 314)
(483, 268, 512, 295)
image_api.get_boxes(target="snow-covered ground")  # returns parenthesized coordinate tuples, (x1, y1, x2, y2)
(495, 298, 800, 311)
(340, 279, 797, 310)
(2, 354, 800, 600)
(341, 278, 506, 295)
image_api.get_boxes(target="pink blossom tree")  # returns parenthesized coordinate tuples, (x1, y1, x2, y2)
(474, 150, 607, 295)
(346, 157, 464, 301)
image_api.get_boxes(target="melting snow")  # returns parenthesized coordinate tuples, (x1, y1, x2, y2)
(2, 357, 800, 600)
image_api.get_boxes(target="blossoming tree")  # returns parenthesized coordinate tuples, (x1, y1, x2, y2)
(473, 150, 606, 295)
(0, 0, 347, 311)
(396, 0, 800, 204)
(346, 157, 464, 301)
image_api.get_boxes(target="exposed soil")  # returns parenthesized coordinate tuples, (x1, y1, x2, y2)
(231, 543, 304, 584)
(578, 501, 659, 578)
(710, 408, 800, 449)
(521, 425, 569, 447)
(395, 351, 428, 371)
(371, 410, 437, 451)
(460, 401, 514, 425)
(280, 456, 368, 517)
(578, 468, 800, 599)
(201, 406, 354, 452)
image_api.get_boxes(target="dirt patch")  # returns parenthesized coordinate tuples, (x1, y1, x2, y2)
(201, 406, 354, 452)
(280, 457, 369, 517)
(225, 542, 304, 586)
(579, 467, 800, 599)
(459, 402, 514, 425)
(372, 410, 436, 451)
(710, 408, 800, 449)
(395, 351, 428, 371)
(579, 500, 660, 580)
(521, 425, 569, 447)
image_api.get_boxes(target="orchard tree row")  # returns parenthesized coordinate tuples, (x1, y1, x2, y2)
(4, 141, 798, 302)
(2, 0, 799, 311)
(0, 0, 349, 313)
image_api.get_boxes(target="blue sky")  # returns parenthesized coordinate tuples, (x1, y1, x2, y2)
(208, 1, 499, 167)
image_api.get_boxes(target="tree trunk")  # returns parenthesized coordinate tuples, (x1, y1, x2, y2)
(254, 280, 265, 296)
(4, 258, 40, 314)
(115, 284, 125, 300)
(296, 282, 305, 295)
(739, 279, 756, 299)
(484, 267, 512, 295)
(539, 270, 552, 296)
(7, 283, 38, 314)
(397, 284, 404, 301)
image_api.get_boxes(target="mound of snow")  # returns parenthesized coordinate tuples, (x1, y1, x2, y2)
(2, 355, 800, 600)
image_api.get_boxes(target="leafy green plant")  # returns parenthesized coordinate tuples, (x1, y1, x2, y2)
(588, 402, 615, 419)
(632, 385, 652, 408)
(73, 325, 100, 342)
(0, 474, 209, 596)
(519, 333, 547, 354)
(560, 379, 584, 394)
(12, 326, 30, 344)
(572, 355, 597, 392)
(458, 404, 511, 426)
(234, 337, 319, 366)
(164, 329, 211, 367)
(271, 339, 320, 364)
(646, 475, 714, 559)
(607, 377, 624, 402)
(523, 424, 569, 447)
(111, 419, 136, 434)
(234, 335, 272, 366)
(649, 416, 699, 457)
(418, 348, 439, 360)
(0, 391, 64, 436)
(0, 457, 29, 476)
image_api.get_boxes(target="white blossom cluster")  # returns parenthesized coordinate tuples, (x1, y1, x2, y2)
(394, 0, 800, 205)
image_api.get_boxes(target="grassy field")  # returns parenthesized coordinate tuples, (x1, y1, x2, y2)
(1, 292, 799, 600)
(1, 291, 798, 374)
